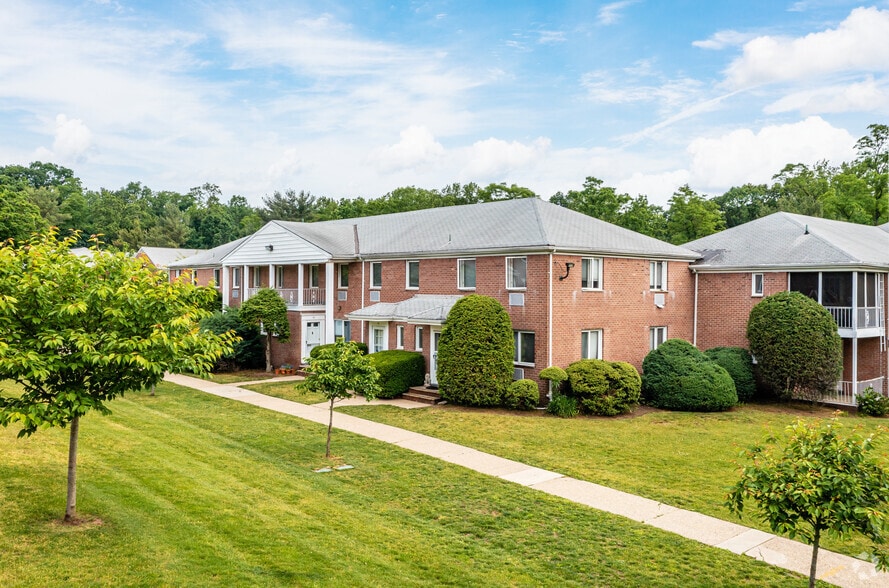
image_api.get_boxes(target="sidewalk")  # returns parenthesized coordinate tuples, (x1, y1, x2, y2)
(165, 373, 888, 587)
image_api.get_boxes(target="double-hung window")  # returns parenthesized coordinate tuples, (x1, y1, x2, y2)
(213, 268, 221, 288)
(458, 258, 476, 289)
(370, 262, 382, 288)
(581, 258, 602, 290)
(406, 260, 420, 289)
(275, 266, 284, 288)
(232, 267, 241, 288)
(252, 266, 261, 288)
(581, 330, 603, 360)
(506, 257, 527, 289)
(415, 326, 424, 351)
(650, 261, 667, 291)
(650, 326, 667, 350)
(338, 264, 349, 288)
(308, 264, 319, 288)
(514, 331, 535, 366)
(396, 325, 405, 349)
(752, 273, 764, 297)
(334, 319, 351, 341)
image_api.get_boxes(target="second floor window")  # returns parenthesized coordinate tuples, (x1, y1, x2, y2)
(582, 258, 602, 290)
(650, 261, 667, 291)
(506, 257, 527, 289)
(338, 264, 349, 288)
(252, 267, 261, 288)
(370, 262, 382, 288)
(752, 273, 763, 297)
(276, 266, 284, 288)
(308, 264, 319, 288)
(458, 258, 476, 289)
(406, 260, 419, 289)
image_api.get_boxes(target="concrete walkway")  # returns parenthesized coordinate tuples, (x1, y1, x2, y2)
(165, 373, 888, 587)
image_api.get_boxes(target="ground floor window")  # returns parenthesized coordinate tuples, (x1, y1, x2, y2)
(650, 326, 667, 350)
(514, 331, 535, 366)
(415, 326, 424, 351)
(581, 329, 602, 360)
(334, 319, 351, 341)
(370, 323, 387, 353)
(396, 325, 405, 349)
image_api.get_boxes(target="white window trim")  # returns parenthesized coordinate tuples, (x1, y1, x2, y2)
(650, 261, 667, 291)
(252, 266, 261, 288)
(650, 326, 667, 351)
(581, 329, 603, 360)
(213, 268, 221, 289)
(415, 326, 424, 351)
(370, 262, 382, 289)
(506, 256, 527, 291)
(514, 330, 535, 367)
(405, 260, 420, 290)
(369, 322, 388, 353)
(232, 267, 241, 288)
(581, 257, 603, 291)
(457, 258, 476, 290)
(337, 264, 349, 289)
(396, 325, 405, 349)
(752, 272, 764, 297)
(308, 264, 320, 289)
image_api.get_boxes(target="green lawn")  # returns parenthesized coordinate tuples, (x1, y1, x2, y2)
(0, 383, 808, 587)
(338, 401, 888, 560)
(208, 370, 281, 384)
(242, 379, 326, 405)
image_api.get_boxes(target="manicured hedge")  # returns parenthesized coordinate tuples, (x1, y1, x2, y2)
(502, 379, 540, 410)
(438, 295, 514, 407)
(566, 359, 641, 416)
(704, 347, 757, 402)
(642, 339, 737, 412)
(367, 350, 425, 399)
(310, 341, 368, 359)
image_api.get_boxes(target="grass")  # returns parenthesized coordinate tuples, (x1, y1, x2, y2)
(338, 401, 889, 560)
(0, 382, 809, 587)
(241, 379, 327, 405)
(207, 370, 281, 384)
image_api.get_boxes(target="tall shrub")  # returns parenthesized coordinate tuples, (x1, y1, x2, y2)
(437, 295, 514, 406)
(566, 359, 641, 416)
(747, 291, 842, 401)
(642, 339, 737, 412)
(200, 309, 264, 371)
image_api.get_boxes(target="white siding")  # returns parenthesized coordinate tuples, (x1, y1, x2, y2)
(225, 223, 331, 265)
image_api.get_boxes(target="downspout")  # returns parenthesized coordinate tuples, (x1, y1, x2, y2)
(548, 251, 553, 372)
(355, 224, 366, 345)
(693, 271, 699, 347)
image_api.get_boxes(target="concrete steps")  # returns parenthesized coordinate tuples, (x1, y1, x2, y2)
(402, 386, 442, 405)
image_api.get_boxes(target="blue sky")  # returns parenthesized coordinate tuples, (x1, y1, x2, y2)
(1, 1, 887, 206)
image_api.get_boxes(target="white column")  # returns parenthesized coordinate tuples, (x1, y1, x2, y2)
(325, 261, 335, 343)
(852, 271, 858, 332)
(853, 337, 859, 396)
(269, 263, 275, 289)
(242, 265, 250, 301)
(297, 263, 304, 307)
(222, 264, 230, 308)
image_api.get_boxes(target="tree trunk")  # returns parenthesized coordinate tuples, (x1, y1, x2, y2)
(326, 397, 335, 458)
(64, 415, 79, 523)
(265, 336, 273, 372)
(808, 526, 821, 588)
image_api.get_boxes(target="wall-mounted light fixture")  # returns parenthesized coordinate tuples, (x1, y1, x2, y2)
(558, 262, 575, 281)
(265, 244, 274, 251)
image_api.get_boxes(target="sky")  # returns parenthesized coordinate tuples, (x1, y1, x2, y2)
(1, 1, 888, 207)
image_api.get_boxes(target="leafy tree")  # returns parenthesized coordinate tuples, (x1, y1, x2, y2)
(853, 123, 889, 225)
(438, 295, 514, 407)
(822, 166, 877, 225)
(712, 184, 777, 228)
(302, 340, 381, 458)
(771, 162, 831, 218)
(617, 195, 667, 239)
(0, 187, 47, 242)
(727, 417, 889, 587)
(665, 185, 725, 244)
(262, 189, 319, 222)
(746, 291, 842, 402)
(200, 308, 264, 371)
(478, 183, 538, 202)
(238, 288, 291, 371)
(550, 176, 630, 224)
(0, 231, 235, 522)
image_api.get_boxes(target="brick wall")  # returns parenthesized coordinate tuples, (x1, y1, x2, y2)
(695, 271, 787, 350)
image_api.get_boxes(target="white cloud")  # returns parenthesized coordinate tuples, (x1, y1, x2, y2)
(538, 30, 566, 44)
(266, 148, 304, 182)
(370, 125, 445, 172)
(51, 114, 92, 161)
(615, 170, 691, 203)
(692, 30, 756, 50)
(461, 137, 551, 180)
(686, 116, 856, 191)
(597, 1, 639, 26)
(724, 7, 889, 88)
(763, 76, 889, 115)
(581, 70, 704, 110)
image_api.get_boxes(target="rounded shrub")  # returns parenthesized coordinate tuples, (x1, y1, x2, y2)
(437, 295, 514, 407)
(200, 308, 264, 371)
(540, 365, 569, 398)
(310, 341, 368, 359)
(642, 339, 738, 412)
(546, 394, 579, 418)
(857, 387, 889, 417)
(747, 291, 842, 401)
(368, 350, 425, 399)
(502, 379, 540, 410)
(566, 359, 641, 416)
(704, 347, 756, 402)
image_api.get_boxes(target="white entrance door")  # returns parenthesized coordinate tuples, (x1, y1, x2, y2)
(430, 329, 442, 386)
(370, 324, 386, 353)
(304, 321, 322, 357)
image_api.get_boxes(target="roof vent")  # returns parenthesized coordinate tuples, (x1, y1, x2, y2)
(804, 224, 809, 235)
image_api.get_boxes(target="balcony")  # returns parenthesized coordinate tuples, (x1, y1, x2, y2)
(246, 287, 326, 307)
(823, 305, 884, 337)
(821, 377, 886, 406)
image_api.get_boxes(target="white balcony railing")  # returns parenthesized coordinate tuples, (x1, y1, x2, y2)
(821, 376, 886, 406)
(824, 306, 883, 330)
(245, 287, 325, 306)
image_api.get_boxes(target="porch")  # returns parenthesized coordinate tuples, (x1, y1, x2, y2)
(820, 376, 886, 406)
(246, 287, 326, 307)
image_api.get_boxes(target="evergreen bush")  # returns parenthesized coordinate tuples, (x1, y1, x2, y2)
(704, 346, 757, 402)
(566, 359, 641, 416)
(200, 309, 264, 371)
(368, 350, 425, 399)
(642, 339, 738, 412)
(502, 379, 540, 410)
(437, 295, 514, 407)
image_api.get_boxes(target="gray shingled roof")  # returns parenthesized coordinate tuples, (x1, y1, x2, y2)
(346, 295, 463, 324)
(685, 212, 889, 271)
(168, 237, 249, 269)
(283, 199, 699, 260)
(137, 246, 204, 269)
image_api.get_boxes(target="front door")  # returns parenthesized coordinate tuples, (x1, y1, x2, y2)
(430, 329, 442, 386)
(304, 321, 322, 357)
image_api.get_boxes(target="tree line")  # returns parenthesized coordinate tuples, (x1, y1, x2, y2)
(1, 124, 885, 249)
